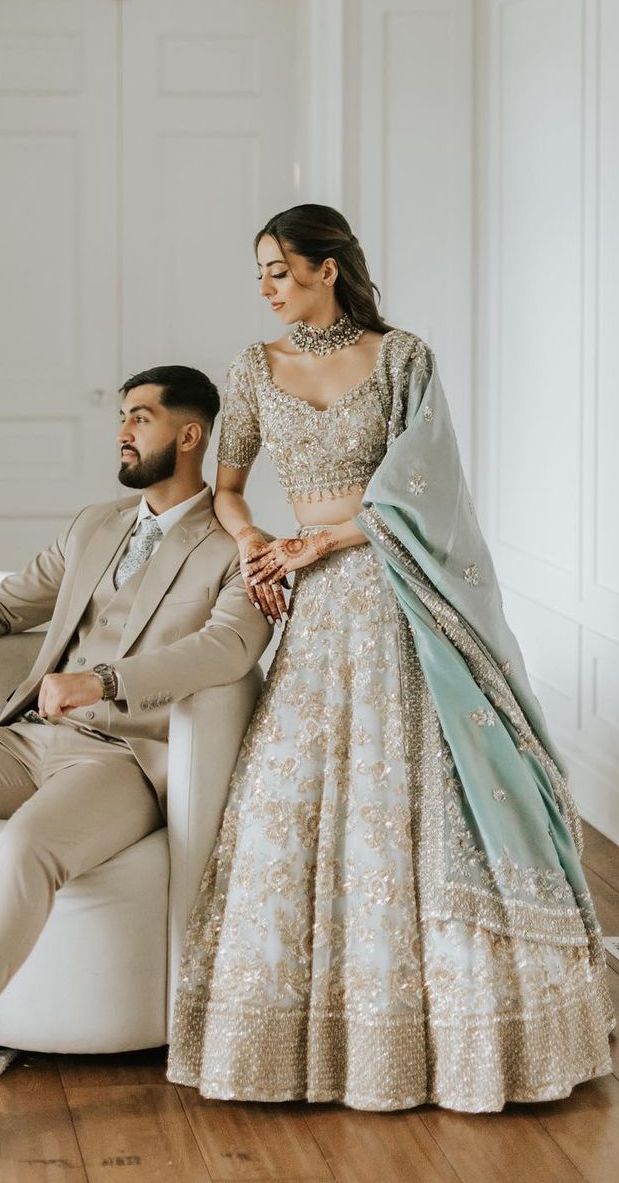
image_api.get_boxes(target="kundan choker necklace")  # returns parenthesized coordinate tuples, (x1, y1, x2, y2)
(290, 314, 363, 356)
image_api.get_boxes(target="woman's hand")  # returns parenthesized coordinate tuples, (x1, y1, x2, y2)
(245, 530, 338, 587)
(236, 526, 288, 624)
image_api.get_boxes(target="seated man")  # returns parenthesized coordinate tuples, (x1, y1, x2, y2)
(0, 364, 272, 1002)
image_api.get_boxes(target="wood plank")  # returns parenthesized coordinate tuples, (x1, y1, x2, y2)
(532, 1074, 619, 1183)
(0, 1053, 87, 1183)
(304, 1106, 460, 1183)
(581, 821, 619, 895)
(582, 866, 619, 936)
(57, 1046, 167, 1090)
(178, 1092, 333, 1182)
(64, 1083, 212, 1183)
(418, 1105, 585, 1183)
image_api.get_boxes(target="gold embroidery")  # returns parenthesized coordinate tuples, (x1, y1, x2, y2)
(470, 707, 496, 727)
(408, 472, 427, 496)
(463, 563, 480, 586)
(168, 541, 614, 1111)
(217, 330, 427, 502)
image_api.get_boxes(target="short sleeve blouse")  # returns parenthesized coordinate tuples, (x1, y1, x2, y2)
(217, 349, 262, 469)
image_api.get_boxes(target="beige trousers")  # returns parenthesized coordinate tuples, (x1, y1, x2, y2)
(0, 717, 163, 995)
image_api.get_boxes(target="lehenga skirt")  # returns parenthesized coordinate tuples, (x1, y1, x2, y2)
(167, 535, 614, 1112)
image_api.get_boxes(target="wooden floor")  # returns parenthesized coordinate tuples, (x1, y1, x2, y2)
(1, 819, 617, 1183)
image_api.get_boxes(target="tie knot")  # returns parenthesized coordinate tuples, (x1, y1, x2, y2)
(138, 515, 163, 541)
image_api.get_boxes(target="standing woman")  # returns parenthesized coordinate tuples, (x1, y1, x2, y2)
(167, 204, 614, 1111)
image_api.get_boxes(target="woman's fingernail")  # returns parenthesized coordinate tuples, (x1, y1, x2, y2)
(267, 615, 274, 625)
(254, 602, 262, 610)
(282, 612, 289, 622)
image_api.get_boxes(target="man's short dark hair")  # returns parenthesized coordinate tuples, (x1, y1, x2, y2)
(119, 365, 220, 429)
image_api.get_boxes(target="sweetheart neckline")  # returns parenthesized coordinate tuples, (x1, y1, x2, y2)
(256, 330, 393, 414)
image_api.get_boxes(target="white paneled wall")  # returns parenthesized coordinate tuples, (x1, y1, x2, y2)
(357, 0, 474, 474)
(475, 0, 619, 841)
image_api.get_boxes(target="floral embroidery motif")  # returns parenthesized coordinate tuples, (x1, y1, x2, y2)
(492, 787, 507, 802)
(500, 660, 511, 676)
(423, 405, 434, 422)
(463, 563, 480, 585)
(408, 472, 427, 496)
(470, 708, 496, 727)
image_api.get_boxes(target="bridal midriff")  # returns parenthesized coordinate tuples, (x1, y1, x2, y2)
(292, 487, 365, 526)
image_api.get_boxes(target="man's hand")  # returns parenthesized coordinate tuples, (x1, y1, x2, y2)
(37, 672, 103, 718)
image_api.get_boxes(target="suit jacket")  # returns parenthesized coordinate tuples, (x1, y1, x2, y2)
(0, 487, 272, 810)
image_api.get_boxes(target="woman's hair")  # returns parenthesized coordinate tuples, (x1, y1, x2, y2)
(254, 203, 394, 334)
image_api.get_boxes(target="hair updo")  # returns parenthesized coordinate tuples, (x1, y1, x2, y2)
(254, 203, 394, 335)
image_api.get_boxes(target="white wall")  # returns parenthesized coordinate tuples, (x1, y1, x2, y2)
(475, 0, 619, 842)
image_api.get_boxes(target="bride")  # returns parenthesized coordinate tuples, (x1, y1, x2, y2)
(166, 202, 614, 1111)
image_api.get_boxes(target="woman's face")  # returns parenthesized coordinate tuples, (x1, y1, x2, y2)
(256, 234, 336, 325)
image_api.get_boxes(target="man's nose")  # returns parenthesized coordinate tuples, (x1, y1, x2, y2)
(118, 425, 134, 444)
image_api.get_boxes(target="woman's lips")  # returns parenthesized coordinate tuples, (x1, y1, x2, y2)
(271, 302, 285, 310)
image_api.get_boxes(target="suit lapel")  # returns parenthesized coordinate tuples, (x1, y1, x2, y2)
(117, 488, 215, 657)
(56, 501, 139, 658)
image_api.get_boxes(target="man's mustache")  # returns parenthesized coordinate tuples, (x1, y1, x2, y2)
(121, 447, 140, 460)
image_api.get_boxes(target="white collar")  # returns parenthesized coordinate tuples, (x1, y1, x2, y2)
(134, 486, 208, 536)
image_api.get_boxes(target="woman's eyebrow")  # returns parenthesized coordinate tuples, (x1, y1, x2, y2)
(257, 258, 286, 269)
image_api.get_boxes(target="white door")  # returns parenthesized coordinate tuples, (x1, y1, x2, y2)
(0, 0, 119, 568)
(0, 0, 302, 572)
(121, 0, 301, 529)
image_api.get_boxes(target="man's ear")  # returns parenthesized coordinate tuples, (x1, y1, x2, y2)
(179, 421, 204, 452)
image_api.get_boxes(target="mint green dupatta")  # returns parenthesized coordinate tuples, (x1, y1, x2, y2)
(356, 338, 606, 970)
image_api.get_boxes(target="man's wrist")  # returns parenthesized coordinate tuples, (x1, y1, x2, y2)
(92, 663, 119, 700)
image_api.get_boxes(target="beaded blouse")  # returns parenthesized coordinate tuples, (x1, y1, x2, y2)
(216, 328, 430, 503)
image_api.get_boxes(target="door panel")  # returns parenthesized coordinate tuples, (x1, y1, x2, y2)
(0, 0, 119, 567)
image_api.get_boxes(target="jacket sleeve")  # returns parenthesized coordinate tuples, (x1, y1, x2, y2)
(0, 508, 87, 635)
(113, 556, 273, 715)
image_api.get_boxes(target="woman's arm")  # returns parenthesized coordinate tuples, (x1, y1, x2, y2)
(245, 517, 369, 587)
(215, 463, 288, 624)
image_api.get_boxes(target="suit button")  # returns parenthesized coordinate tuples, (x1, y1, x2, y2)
(76, 657, 86, 666)
(85, 711, 95, 720)
(99, 617, 108, 626)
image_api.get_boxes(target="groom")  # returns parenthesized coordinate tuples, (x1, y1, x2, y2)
(0, 364, 271, 997)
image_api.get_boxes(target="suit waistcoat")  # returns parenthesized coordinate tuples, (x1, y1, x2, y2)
(56, 525, 148, 726)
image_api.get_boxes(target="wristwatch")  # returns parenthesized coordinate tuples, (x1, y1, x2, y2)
(92, 663, 119, 701)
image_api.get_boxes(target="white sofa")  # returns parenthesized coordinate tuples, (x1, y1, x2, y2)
(0, 632, 262, 1054)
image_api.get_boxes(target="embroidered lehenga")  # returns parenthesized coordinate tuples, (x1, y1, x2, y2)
(167, 329, 615, 1111)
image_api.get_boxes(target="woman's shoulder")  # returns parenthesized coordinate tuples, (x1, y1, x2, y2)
(382, 327, 433, 382)
(228, 341, 263, 370)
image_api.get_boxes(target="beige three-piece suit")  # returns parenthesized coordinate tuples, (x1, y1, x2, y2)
(0, 487, 271, 993)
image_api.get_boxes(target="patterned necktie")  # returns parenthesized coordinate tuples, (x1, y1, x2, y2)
(114, 515, 163, 589)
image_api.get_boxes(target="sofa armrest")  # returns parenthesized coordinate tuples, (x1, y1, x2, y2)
(0, 633, 45, 705)
(165, 666, 263, 1028)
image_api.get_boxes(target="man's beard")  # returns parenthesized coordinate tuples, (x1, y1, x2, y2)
(118, 438, 178, 488)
